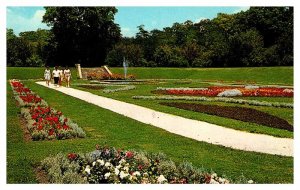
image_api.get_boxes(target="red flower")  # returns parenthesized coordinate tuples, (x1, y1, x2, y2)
(138, 165, 143, 170)
(56, 124, 61, 129)
(53, 117, 59, 123)
(62, 124, 69, 130)
(125, 151, 134, 159)
(67, 153, 77, 160)
(48, 128, 55, 136)
(37, 125, 43, 130)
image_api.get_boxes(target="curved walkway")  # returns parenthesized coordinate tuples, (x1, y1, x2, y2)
(36, 82, 293, 157)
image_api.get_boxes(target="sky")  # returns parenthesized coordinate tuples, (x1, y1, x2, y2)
(6, 6, 249, 37)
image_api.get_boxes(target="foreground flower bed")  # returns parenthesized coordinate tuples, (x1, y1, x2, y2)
(155, 86, 293, 97)
(41, 145, 252, 184)
(160, 102, 293, 132)
(10, 80, 86, 141)
(132, 95, 293, 108)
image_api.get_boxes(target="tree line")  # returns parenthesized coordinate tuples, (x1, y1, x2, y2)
(7, 7, 293, 68)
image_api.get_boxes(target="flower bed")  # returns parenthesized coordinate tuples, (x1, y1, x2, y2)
(87, 72, 136, 80)
(103, 85, 136, 93)
(132, 95, 293, 108)
(21, 106, 86, 140)
(10, 80, 48, 107)
(160, 102, 293, 132)
(10, 80, 86, 141)
(41, 145, 251, 184)
(75, 84, 136, 93)
(155, 86, 293, 97)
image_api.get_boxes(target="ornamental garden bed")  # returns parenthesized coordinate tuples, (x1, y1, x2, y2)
(77, 84, 105, 90)
(160, 102, 293, 132)
(10, 80, 86, 141)
(154, 86, 293, 97)
(40, 145, 252, 184)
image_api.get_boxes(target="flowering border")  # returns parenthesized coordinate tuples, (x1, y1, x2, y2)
(155, 86, 293, 97)
(41, 146, 253, 184)
(75, 84, 136, 93)
(132, 95, 293, 108)
(9, 80, 86, 141)
(103, 85, 136, 93)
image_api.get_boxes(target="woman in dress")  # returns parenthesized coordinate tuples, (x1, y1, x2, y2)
(44, 66, 51, 86)
(64, 66, 72, 87)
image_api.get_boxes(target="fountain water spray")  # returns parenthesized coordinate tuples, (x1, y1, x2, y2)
(123, 57, 128, 80)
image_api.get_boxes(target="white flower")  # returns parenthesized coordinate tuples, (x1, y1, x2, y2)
(209, 179, 219, 184)
(97, 159, 105, 166)
(283, 89, 293, 93)
(115, 168, 120, 175)
(105, 162, 111, 167)
(123, 166, 129, 172)
(218, 177, 226, 183)
(248, 180, 254, 184)
(116, 164, 121, 169)
(84, 165, 91, 174)
(119, 159, 126, 164)
(157, 175, 167, 183)
(104, 172, 111, 179)
(133, 171, 141, 176)
(120, 171, 129, 179)
(217, 89, 242, 97)
(211, 173, 217, 178)
(245, 85, 259, 89)
(92, 161, 96, 166)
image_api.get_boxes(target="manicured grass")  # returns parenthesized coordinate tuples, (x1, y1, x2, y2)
(7, 67, 79, 81)
(7, 66, 293, 85)
(110, 67, 293, 85)
(6, 81, 293, 184)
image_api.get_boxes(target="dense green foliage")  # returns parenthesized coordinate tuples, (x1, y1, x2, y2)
(42, 7, 121, 67)
(106, 7, 293, 67)
(7, 29, 52, 67)
(7, 7, 293, 68)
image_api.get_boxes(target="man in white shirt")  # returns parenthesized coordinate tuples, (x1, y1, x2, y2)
(52, 66, 60, 87)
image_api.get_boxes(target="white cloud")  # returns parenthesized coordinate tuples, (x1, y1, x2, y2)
(121, 27, 136, 37)
(7, 9, 49, 35)
(194, 17, 207, 23)
(233, 6, 250, 13)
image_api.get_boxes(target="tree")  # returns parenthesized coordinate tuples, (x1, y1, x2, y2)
(42, 7, 121, 67)
(7, 28, 36, 67)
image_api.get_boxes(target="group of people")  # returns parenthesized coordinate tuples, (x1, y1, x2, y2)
(44, 66, 72, 87)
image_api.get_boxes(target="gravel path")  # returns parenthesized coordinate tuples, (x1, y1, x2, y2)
(36, 82, 293, 157)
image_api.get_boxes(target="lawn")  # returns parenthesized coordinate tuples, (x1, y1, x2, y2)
(6, 66, 294, 183)
(110, 67, 293, 85)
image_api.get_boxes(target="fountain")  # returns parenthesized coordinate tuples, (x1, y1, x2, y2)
(123, 57, 128, 80)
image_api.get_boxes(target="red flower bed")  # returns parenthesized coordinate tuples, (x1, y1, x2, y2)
(11, 81, 32, 94)
(29, 106, 72, 138)
(19, 94, 42, 104)
(9, 80, 86, 140)
(156, 86, 293, 97)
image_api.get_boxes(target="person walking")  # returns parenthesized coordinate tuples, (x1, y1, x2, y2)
(58, 66, 64, 87)
(52, 66, 60, 87)
(44, 66, 51, 86)
(64, 66, 72, 87)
